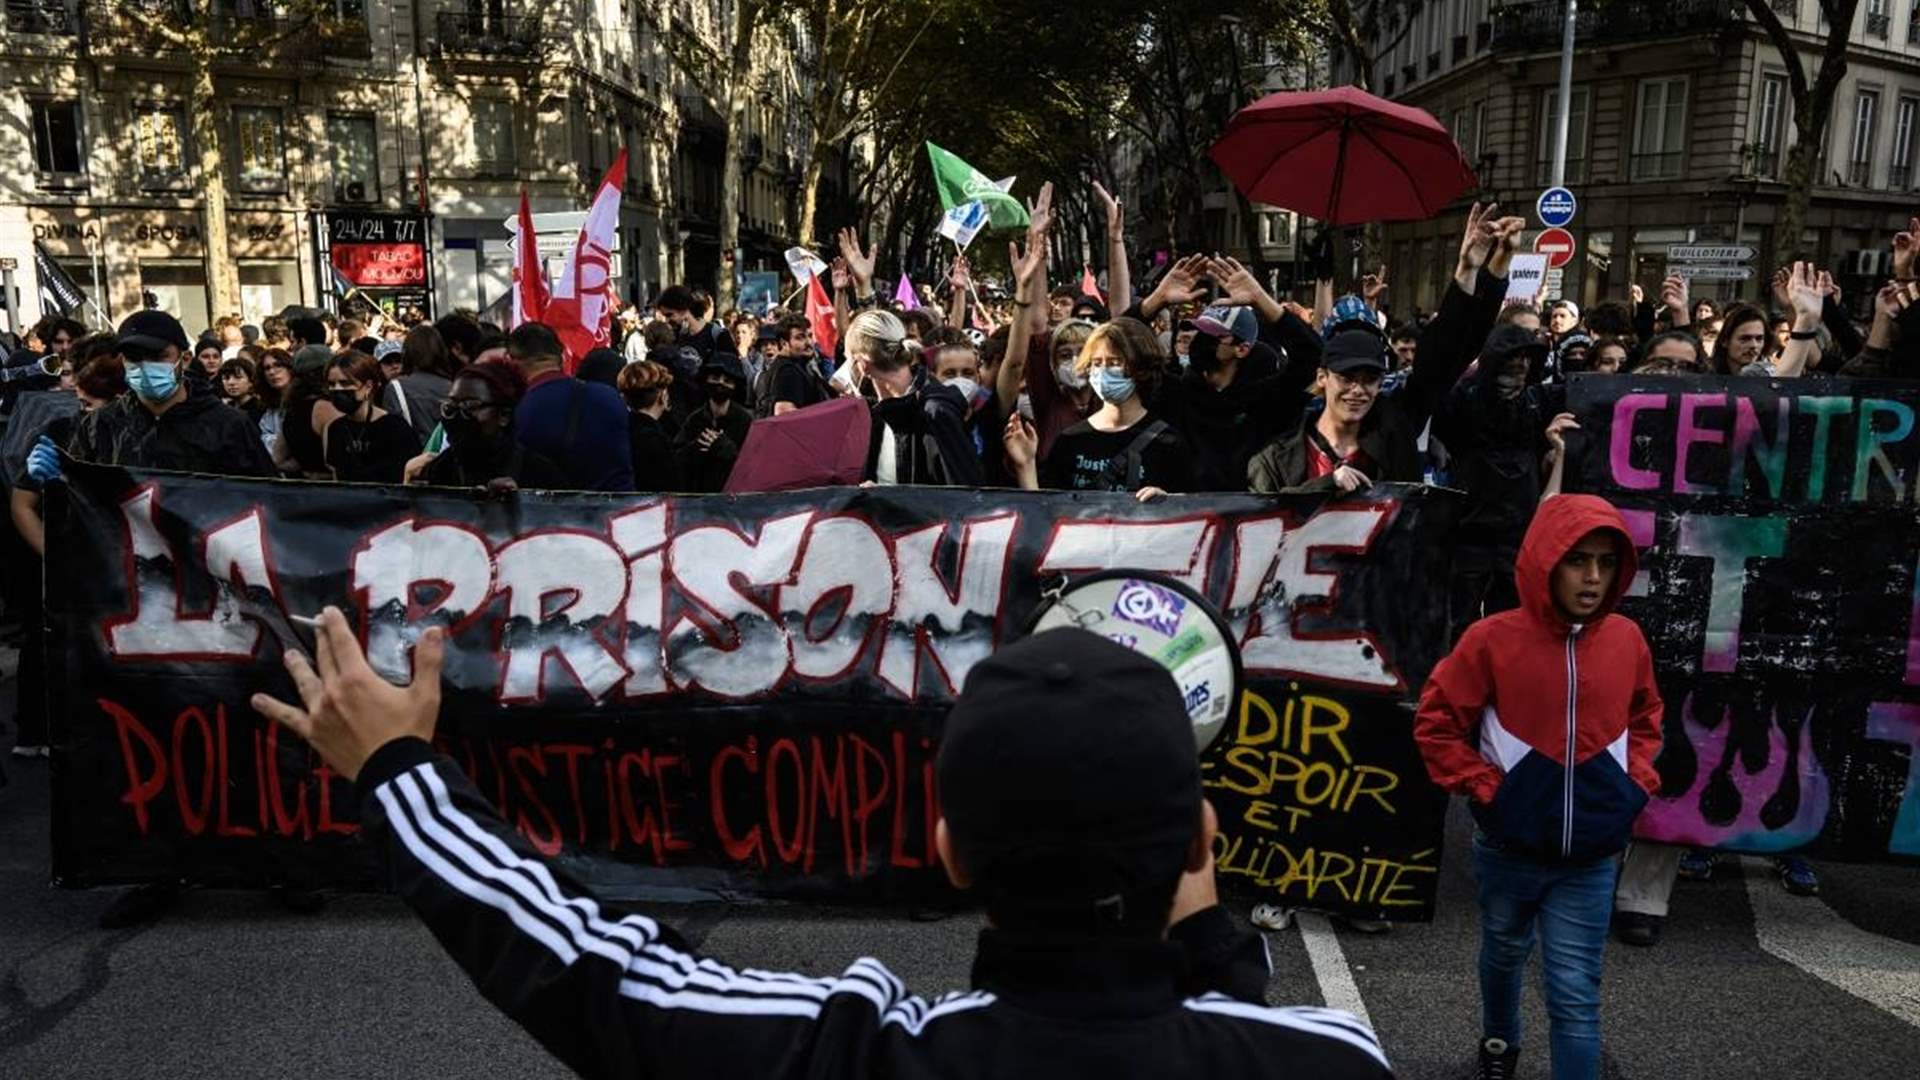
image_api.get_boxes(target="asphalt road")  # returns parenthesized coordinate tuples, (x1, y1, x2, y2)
(3, 672, 1918, 1078)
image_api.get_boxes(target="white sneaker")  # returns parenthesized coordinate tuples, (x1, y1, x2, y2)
(1249, 903, 1294, 931)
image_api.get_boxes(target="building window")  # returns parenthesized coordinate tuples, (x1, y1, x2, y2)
(1536, 85, 1590, 184)
(1867, 0, 1891, 35)
(1894, 97, 1917, 189)
(1259, 211, 1293, 247)
(135, 104, 189, 186)
(472, 98, 515, 174)
(29, 98, 85, 185)
(1473, 100, 1488, 159)
(1631, 77, 1688, 181)
(327, 113, 378, 203)
(1753, 74, 1786, 178)
(1849, 89, 1880, 187)
(233, 106, 286, 194)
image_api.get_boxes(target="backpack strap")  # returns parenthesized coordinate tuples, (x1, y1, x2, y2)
(1119, 418, 1169, 491)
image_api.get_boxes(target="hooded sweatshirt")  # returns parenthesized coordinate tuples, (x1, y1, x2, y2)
(1414, 494, 1663, 862)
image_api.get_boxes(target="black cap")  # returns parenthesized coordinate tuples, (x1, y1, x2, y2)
(756, 324, 782, 343)
(938, 628, 1200, 930)
(116, 310, 190, 355)
(1484, 323, 1551, 362)
(698, 351, 747, 383)
(1321, 328, 1390, 375)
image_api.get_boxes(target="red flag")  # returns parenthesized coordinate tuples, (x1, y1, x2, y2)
(1080, 264, 1105, 305)
(546, 150, 627, 371)
(806, 273, 838, 358)
(510, 189, 549, 329)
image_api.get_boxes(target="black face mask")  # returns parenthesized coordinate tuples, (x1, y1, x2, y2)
(1187, 332, 1224, 374)
(326, 389, 360, 415)
(704, 380, 734, 403)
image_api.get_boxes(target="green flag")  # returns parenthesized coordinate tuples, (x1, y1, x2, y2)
(926, 142, 1028, 231)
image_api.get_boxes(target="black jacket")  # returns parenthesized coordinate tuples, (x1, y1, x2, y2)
(865, 373, 984, 487)
(355, 738, 1393, 1080)
(672, 401, 752, 493)
(67, 387, 276, 478)
(1151, 310, 1323, 493)
(1432, 357, 1565, 550)
(1248, 270, 1502, 494)
(628, 411, 683, 493)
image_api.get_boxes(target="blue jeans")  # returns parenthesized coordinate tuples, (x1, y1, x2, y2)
(1473, 833, 1618, 1080)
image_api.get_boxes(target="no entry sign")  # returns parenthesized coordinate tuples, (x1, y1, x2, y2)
(1534, 227, 1576, 269)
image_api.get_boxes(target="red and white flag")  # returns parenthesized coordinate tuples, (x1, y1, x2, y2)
(805, 273, 838, 359)
(1080, 264, 1105, 305)
(546, 149, 627, 371)
(509, 189, 549, 330)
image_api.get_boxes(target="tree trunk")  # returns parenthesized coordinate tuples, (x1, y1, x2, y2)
(714, 0, 759, 313)
(1774, 137, 1818, 269)
(797, 151, 826, 250)
(191, 58, 238, 321)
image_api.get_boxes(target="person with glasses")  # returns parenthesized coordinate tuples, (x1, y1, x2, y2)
(254, 347, 296, 463)
(417, 360, 568, 493)
(321, 351, 420, 484)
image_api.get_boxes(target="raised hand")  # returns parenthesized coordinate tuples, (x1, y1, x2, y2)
(1092, 180, 1123, 240)
(1770, 266, 1792, 312)
(1816, 269, 1840, 304)
(1157, 254, 1211, 307)
(1895, 216, 1919, 281)
(1211, 254, 1269, 309)
(1008, 236, 1048, 299)
(1545, 412, 1581, 457)
(830, 256, 852, 292)
(1361, 265, 1389, 305)
(1787, 262, 1825, 323)
(948, 254, 972, 290)
(1485, 215, 1528, 277)
(1025, 181, 1056, 244)
(251, 607, 447, 783)
(1660, 273, 1690, 324)
(1630, 282, 1645, 306)
(1454, 201, 1497, 280)
(836, 227, 876, 292)
(1002, 412, 1038, 467)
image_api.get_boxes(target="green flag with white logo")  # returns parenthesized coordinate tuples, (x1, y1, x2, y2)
(926, 142, 1028, 231)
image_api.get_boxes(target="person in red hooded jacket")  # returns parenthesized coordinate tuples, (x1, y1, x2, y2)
(1414, 494, 1663, 1080)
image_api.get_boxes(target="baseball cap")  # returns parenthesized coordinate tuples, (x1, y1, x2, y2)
(1193, 304, 1256, 343)
(1484, 324, 1551, 362)
(116, 310, 190, 355)
(1321, 294, 1377, 338)
(1321, 328, 1391, 375)
(938, 628, 1200, 932)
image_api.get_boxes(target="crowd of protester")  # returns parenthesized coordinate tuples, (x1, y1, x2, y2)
(3, 193, 1910, 1080)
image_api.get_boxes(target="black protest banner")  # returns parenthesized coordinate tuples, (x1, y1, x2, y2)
(1568, 375, 1920, 862)
(47, 466, 1455, 919)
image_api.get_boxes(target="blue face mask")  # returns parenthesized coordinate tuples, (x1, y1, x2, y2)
(1089, 366, 1135, 404)
(126, 360, 180, 403)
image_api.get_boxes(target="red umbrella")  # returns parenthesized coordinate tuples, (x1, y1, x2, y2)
(1208, 86, 1478, 226)
(724, 396, 872, 494)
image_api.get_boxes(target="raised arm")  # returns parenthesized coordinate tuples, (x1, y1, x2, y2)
(946, 255, 971, 331)
(1094, 181, 1131, 315)
(995, 181, 1053, 416)
(1771, 261, 1824, 379)
(1137, 254, 1208, 323)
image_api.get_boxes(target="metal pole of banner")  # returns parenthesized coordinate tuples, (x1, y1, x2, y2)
(1, 266, 16, 336)
(1550, 0, 1577, 187)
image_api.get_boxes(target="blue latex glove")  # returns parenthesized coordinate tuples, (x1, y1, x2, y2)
(26, 435, 63, 486)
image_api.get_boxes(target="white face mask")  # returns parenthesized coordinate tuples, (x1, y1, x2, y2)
(1055, 360, 1088, 390)
(942, 375, 982, 406)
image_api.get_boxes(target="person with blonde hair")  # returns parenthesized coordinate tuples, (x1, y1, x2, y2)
(846, 309, 982, 486)
(1004, 316, 1191, 501)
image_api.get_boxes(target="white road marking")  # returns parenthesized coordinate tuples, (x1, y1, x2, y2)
(1741, 856, 1920, 1027)
(1296, 912, 1372, 1026)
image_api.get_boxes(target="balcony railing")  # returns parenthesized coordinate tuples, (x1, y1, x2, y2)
(1770, 0, 1796, 13)
(6, 0, 75, 34)
(1848, 159, 1873, 185)
(1868, 11, 1890, 35)
(82, 1, 371, 59)
(1535, 158, 1589, 185)
(1490, 0, 1737, 51)
(434, 10, 545, 59)
(1891, 164, 1912, 189)
(1750, 147, 1780, 177)
(1910, 17, 1920, 44)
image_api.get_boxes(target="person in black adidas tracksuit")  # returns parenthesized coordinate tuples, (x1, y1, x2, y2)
(255, 610, 1393, 1079)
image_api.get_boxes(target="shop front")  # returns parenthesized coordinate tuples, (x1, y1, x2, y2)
(316, 209, 433, 323)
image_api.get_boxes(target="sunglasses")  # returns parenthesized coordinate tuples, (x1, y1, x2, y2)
(439, 397, 495, 420)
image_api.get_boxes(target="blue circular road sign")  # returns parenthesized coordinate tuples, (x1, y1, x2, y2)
(1537, 187, 1577, 228)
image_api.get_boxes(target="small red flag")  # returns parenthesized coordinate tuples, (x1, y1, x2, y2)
(806, 273, 838, 358)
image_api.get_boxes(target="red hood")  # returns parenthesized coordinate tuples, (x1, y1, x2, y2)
(1514, 494, 1638, 632)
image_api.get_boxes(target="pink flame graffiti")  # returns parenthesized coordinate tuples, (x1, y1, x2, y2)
(1635, 695, 1829, 852)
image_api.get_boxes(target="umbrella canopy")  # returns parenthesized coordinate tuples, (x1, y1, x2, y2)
(724, 395, 872, 494)
(1208, 86, 1478, 227)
